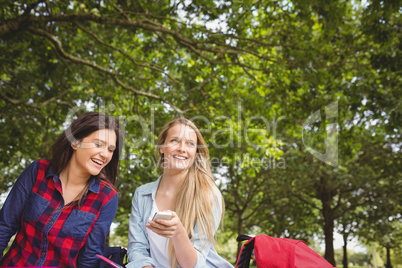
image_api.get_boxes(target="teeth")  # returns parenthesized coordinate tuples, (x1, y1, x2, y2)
(173, 155, 186, 160)
(92, 159, 103, 165)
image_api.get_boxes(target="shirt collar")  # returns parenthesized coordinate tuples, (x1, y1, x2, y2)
(88, 176, 100, 193)
(45, 165, 57, 178)
(141, 176, 162, 200)
(45, 166, 101, 194)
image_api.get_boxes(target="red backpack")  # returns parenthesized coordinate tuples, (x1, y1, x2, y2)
(236, 235, 335, 268)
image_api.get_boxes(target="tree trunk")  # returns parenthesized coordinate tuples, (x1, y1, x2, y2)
(342, 233, 348, 268)
(385, 246, 393, 268)
(323, 216, 336, 266)
(322, 191, 336, 266)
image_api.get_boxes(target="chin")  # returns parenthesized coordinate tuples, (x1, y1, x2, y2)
(173, 165, 191, 171)
(88, 168, 102, 176)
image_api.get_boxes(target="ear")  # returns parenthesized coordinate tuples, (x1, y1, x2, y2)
(159, 147, 164, 154)
(71, 140, 79, 150)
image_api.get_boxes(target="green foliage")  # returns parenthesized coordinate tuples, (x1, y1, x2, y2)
(0, 0, 401, 265)
(334, 248, 371, 267)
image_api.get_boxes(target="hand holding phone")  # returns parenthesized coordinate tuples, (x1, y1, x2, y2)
(152, 211, 173, 221)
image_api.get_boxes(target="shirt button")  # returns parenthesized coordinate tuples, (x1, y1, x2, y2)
(41, 252, 45, 256)
(43, 237, 47, 241)
(49, 221, 54, 225)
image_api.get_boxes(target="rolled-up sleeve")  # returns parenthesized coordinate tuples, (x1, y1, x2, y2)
(126, 189, 157, 268)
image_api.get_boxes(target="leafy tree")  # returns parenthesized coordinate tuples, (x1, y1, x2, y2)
(336, 209, 366, 268)
(0, 1, 401, 265)
(359, 154, 402, 268)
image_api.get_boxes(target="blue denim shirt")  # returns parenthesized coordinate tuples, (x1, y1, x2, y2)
(126, 177, 233, 268)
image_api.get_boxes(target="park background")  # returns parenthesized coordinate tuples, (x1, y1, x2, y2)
(0, 0, 401, 267)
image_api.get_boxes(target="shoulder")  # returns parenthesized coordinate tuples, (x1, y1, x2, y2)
(25, 159, 48, 173)
(21, 159, 48, 180)
(36, 159, 50, 168)
(99, 179, 116, 189)
(10, 159, 49, 197)
(99, 179, 117, 193)
(36, 159, 53, 178)
(135, 179, 159, 195)
(210, 185, 223, 203)
(98, 179, 118, 201)
(209, 186, 223, 214)
(211, 185, 222, 198)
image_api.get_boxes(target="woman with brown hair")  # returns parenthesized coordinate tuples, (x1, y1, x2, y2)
(0, 112, 123, 267)
(127, 118, 233, 268)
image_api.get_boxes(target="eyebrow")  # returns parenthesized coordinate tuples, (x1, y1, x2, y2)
(93, 139, 116, 149)
(170, 136, 196, 143)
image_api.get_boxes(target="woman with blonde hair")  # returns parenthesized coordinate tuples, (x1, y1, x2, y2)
(127, 118, 233, 268)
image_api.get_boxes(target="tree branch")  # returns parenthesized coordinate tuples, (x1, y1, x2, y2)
(294, 193, 321, 210)
(27, 26, 183, 113)
(74, 22, 179, 84)
(113, 4, 131, 21)
(0, 90, 72, 109)
(23, 13, 276, 64)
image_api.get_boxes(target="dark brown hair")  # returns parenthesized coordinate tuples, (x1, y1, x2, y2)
(49, 112, 123, 185)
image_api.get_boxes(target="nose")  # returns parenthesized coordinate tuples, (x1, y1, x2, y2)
(177, 141, 186, 153)
(99, 147, 109, 159)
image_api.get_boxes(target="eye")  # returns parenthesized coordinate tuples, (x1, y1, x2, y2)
(188, 142, 195, 147)
(108, 148, 115, 153)
(171, 139, 179, 143)
(94, 142, 102, 148)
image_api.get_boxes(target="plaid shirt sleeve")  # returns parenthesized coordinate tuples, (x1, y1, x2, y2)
(0, 160, 39, 257)
(77, 193, 118, 268)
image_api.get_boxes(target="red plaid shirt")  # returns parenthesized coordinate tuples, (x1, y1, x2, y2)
(0, 159, 118, 267)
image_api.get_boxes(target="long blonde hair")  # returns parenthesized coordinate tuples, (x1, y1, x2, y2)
(156, 118, 224, 268)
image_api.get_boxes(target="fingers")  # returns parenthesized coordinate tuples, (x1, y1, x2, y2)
(148, 227, 175, 237)
(146, 215, 180, 237)
(146, 220, 176, 237)
(151, 210, 179, 227)
(147, 219, 171, 228)
(145, 210, 184, 238)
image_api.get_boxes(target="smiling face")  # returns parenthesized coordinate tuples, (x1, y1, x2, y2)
(71, 128, 117, 178)
(159, 123, 197, 172)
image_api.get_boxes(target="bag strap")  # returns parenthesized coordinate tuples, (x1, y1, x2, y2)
(100, 246, 127, 268)
(235, 235, 255, 268)
(236, 234, 253, 242)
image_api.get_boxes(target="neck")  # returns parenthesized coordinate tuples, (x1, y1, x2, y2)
(59, 160, 90, 187)
(159, 168, 189, 193)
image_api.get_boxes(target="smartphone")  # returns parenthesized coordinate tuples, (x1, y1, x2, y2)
(152, 211, 173, 221)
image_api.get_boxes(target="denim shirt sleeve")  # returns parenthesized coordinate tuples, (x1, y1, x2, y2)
(77, 193, 118, 268)
(126, 189, 158, 268)
(0, 160, 38, 257)
(192, 191, 223, 268)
